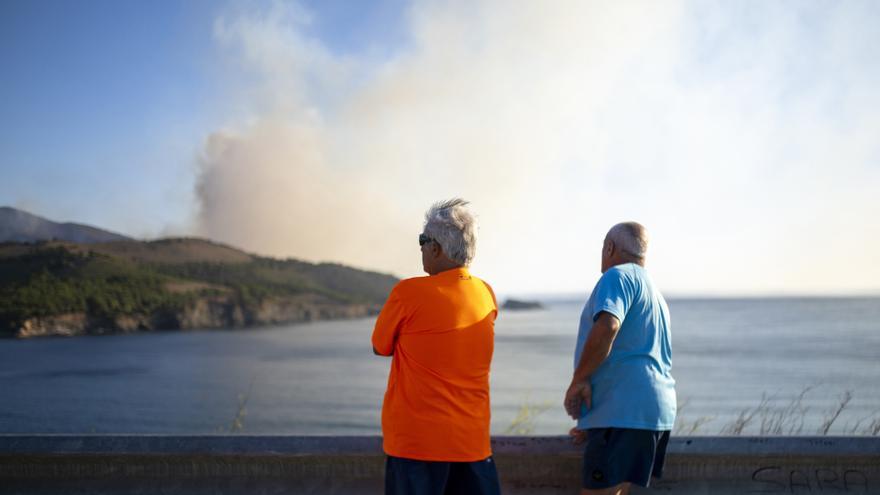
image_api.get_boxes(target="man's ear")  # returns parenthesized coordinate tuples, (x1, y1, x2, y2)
(430, 242, 442, 258)
(605, 240, 615, 257)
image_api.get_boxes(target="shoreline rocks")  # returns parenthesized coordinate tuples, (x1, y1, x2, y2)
(12, 296, 381, 338)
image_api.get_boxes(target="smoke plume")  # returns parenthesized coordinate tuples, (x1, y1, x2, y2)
(196, 1, 880, 294)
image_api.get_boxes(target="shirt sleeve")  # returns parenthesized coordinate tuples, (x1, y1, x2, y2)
(371, 284, 407, 356)
(590, 269, 633, 324)
(481, 279, 499, 316)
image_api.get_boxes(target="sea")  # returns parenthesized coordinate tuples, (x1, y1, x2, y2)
(0, 297, 878, 436)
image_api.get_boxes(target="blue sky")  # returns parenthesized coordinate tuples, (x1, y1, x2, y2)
(2, 0, 217, 232)
(0, 0, 407, 234)
(2, 1, 879, 295)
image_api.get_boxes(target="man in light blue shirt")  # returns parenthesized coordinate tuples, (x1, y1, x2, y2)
(564, 222, 676, 495)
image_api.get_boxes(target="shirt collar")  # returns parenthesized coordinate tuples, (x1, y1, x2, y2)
(434, 266, 471, 279)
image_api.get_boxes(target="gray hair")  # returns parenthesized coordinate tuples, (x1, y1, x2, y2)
(607, 222, 648, 259)
(423, 198, 477, 266)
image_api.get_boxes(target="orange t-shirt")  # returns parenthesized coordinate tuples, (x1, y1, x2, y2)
(371, 267, 497, 462)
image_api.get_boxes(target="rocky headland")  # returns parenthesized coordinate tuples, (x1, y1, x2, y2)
(501, 298, 545, 311)
(0, 236, 397, 338)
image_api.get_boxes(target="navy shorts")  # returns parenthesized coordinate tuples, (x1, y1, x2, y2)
(582, 428, 670, 489)
(385, 455, 501, 495)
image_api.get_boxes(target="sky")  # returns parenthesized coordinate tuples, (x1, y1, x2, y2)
(1, 0, 879, 297)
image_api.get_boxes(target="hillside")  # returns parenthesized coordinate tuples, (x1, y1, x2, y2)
(0, 207, 132, 243)
(0, 238, 398, 338)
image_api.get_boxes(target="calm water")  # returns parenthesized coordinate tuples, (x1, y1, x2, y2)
(0, 297, 878, 435)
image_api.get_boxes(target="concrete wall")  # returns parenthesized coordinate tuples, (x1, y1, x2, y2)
(1, 435, 878, 494)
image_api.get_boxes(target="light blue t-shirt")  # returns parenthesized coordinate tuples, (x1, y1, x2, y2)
(574, 263, 676, 431)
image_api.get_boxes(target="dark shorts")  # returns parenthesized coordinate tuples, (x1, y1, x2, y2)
(582, 428, 670, 489)
(385, 455, 501, 495)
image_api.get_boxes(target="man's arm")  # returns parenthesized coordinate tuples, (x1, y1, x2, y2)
(371, 286, 405, 357)
(564, 311, 621, 419)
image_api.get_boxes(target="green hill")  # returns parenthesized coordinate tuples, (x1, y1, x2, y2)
(0, 239, 398, 338)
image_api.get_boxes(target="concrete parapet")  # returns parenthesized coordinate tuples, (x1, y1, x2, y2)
(0, 435, 878, 494)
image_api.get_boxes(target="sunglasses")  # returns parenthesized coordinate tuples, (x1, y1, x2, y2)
(418, 233, 434, 246)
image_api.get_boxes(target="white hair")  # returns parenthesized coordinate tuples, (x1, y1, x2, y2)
(423, 198, 477, 266)
(607, 222, 648, 259)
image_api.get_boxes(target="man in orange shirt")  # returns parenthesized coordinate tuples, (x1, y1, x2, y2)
(372, 198, 500, 495)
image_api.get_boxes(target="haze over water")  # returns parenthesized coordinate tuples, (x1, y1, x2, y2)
(1, 297, 877, 436)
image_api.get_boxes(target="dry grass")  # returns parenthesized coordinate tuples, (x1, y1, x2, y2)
(758, 386, 813, 435)
(674, 398, 716, 434)
(867, 417, 880, 436)
(505, 395, 552, 435)
(818, 390, 852, 435)
(230, 377, 257, 433)
(680, 415, 716, 435)
(844, 408, 880, 435)
(720, 394, 772, 435)
(690, 386, 880, 436)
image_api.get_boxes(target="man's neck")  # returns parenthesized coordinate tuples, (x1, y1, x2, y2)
(431, 262, 464, 275)
(610, 257, 645, 269)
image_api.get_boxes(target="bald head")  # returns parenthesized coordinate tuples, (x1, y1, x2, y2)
(602, 222, 649, 272)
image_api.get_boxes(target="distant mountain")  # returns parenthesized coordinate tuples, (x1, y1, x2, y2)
(0, 238, 399, 338)
(0, 207, 132, 244)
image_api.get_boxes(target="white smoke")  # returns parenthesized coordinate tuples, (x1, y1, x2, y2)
(196, 0, 880, 294)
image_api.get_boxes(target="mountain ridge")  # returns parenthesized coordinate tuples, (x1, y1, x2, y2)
(0, 209, 399, 338)
(0, 206, 133, 244)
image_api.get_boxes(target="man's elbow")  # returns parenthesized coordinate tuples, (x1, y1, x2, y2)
(594, 312, 621, 340)
(373, 346, 392, 356)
